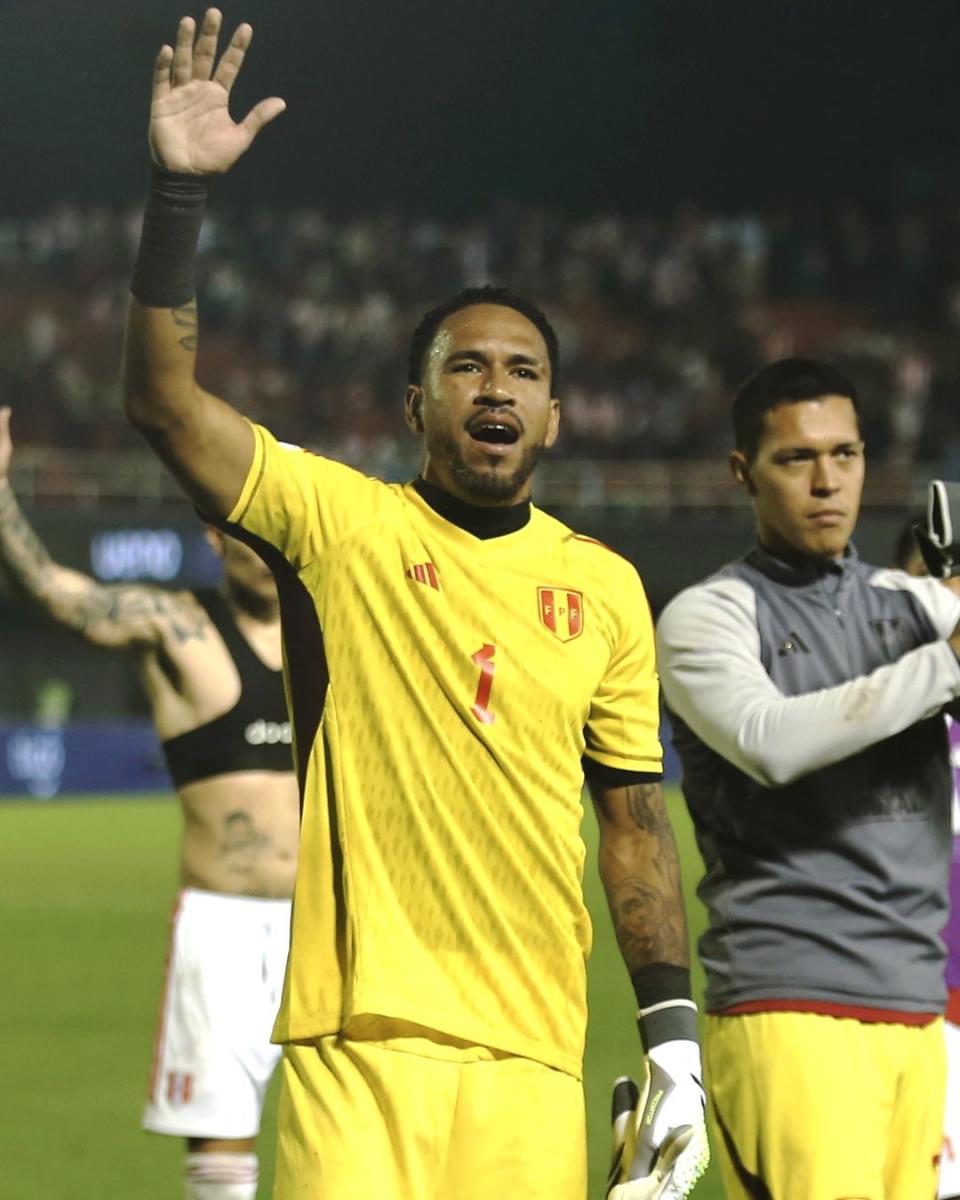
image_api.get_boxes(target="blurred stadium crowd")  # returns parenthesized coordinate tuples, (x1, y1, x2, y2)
(4, 199, 960, 476)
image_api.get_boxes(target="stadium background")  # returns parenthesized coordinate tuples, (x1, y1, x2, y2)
(3, 0, 960, 1195)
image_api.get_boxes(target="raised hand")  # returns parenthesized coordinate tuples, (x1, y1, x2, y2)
(149, 8, 286, 176)
(0, 406, 12, 482)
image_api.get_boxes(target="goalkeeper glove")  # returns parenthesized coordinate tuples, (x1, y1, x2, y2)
(915, 480, 960, 579)
(606, 1039, 709, 1200)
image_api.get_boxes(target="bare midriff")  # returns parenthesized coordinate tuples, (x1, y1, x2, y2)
(177, 770, 299, 898)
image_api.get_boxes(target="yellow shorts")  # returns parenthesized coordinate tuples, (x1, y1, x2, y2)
(273, 1019, 587, 1200)
(705, 1011, 945, 1200)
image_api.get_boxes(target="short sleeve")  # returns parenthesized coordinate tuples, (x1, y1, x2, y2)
(583, 567, 663, 776)
(226, 421, 386, 570)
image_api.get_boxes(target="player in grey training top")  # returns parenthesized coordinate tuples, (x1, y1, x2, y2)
(656, 358, 960, 1200)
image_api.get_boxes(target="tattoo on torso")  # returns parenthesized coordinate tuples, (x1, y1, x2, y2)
(221, 810, 272, 876)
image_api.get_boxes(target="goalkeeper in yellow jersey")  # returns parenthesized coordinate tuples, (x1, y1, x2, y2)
(120, 10, 708, 1198)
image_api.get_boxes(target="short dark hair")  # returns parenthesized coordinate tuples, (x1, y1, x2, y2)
(733, 358, 860, 459)
(407, 286, 560, 390)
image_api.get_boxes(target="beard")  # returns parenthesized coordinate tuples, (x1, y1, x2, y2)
(432, 430, 544, 503)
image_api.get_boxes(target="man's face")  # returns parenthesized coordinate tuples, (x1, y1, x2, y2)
(405, 304, 560, 506)
(732, 395, 865, 562)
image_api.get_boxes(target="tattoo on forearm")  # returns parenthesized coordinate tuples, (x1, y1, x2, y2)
(0, 481, 56, 592)
(606, 876, 688, 970)
(603, 783, 688, 972)
(0, 482, 211, 640)
(68, 587, 208, 641)
(171, 303, 198, 352)
(627, 783, 674, 838)
(0, 479, 81, 614)
(170, 304, 199, 350)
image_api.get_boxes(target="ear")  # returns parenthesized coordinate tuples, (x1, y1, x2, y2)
(404, 385, 425, 434)
(544, 397, 561, 450)
(730, 450, 756, 496)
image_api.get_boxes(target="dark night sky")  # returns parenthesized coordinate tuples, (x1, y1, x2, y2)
(2, 0, 960, 217)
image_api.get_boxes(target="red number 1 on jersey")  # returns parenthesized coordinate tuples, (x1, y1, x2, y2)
(471, 644, 496, 725)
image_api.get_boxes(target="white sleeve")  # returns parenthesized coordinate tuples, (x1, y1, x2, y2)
(656, 576, 960, 788)
(869, 566, 960, 637)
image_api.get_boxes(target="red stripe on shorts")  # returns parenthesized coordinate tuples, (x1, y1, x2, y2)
(147, 891, 185, 1101)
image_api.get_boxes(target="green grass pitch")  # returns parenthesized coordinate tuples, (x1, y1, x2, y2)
(0, 788, 724, 1199)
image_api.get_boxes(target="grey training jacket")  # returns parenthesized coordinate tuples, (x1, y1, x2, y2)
(656, 545, 960, 1014)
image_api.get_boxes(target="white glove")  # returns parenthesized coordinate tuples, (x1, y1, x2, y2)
(606, 1040, 709, 1200)
(915, 479, 960, 578)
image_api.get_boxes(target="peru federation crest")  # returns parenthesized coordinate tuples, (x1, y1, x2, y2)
(538, 588, 584, 642)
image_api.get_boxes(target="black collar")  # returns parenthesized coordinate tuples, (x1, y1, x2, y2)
(746, 542, 858, 587)
(413, 478, 531, 540)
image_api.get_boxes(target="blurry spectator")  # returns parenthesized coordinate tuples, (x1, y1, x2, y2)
(3, 197, 960, 474)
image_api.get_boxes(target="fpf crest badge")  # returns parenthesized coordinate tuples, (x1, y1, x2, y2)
(538, 587, 584, 642)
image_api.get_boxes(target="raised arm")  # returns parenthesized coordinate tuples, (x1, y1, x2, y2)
(0, 407, 197, 650)
(122, 9, 285, 519)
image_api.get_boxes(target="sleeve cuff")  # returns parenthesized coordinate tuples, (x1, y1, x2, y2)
(226, 420, 266, 526)
(581, 756, 663, 789)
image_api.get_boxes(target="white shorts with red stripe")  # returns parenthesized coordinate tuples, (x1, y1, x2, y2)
(143, 888, 291, 1140)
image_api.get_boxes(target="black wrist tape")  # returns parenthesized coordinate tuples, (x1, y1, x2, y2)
(631, 963, 696, 1051)
(630, 963, 692, 1009)
(130, 165, 208, 308)
(636, 1003, 698, 1052)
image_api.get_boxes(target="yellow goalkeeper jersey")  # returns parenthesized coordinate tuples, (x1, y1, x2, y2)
(228, 423, 662, 1076)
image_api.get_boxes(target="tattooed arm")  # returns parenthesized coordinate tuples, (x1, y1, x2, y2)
(122, 10, 283, 519)
(0, 407, 201, 650)
(123, 297, 254, 521)
(593, 781, 709, 1200)
(589, 780, 690, 976)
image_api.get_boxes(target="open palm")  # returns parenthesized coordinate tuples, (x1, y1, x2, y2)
(149, 8, 285, 176)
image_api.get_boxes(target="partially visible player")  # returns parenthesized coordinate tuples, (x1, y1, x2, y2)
(657, 358, 960, 1200)
(117, 10, 708, 1198)
(894, 515, 960, 1200)
(944, 710, 960, 1200)
(0, 404, 297, 1200)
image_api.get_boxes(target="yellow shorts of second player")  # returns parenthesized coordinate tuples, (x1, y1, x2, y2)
(273, 1018, 587, 1200)
(705, 1010, 945, 1200)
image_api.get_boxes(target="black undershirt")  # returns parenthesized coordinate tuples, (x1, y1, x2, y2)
(411, 477, 660, 793)
(413, 477, 530, 539)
